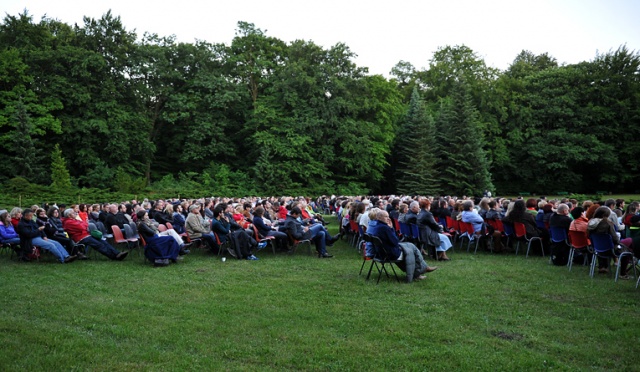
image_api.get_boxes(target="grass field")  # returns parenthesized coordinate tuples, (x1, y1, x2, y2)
(1, 216, 639, 371)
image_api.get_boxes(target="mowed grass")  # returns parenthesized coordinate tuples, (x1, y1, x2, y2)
(1, 216, 639, 371)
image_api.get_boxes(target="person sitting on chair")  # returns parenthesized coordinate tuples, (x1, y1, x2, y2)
(136, 210, 181, 266)
(371, 210, 437, 283)
(284, 207, 337, 258)
(62, 209, 128, 261)
(417, 199, 452, 261)
(253, 206, 288, 251)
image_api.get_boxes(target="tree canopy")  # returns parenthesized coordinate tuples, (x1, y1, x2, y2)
(1, 11, 639, 196)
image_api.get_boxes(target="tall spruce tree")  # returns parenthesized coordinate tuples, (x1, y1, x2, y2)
(395, 87, 439, 195)
(50, 144, 72, 190)
(435, 80, 492, 196)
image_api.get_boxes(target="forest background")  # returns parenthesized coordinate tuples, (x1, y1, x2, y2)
(1, 11, 639, 203)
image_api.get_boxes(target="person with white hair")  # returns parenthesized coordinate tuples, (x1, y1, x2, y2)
(370, 210, 437, 282)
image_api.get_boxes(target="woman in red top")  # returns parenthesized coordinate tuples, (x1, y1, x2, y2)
(78, 204, 89, 223)
(622, 203, 638, 227)
(9, 207, 22, 228)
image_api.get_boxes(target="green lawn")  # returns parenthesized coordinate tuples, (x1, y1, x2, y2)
(1, 217, 638, 371)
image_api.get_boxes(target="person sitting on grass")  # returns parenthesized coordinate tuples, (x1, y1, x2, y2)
(136, 210, 181, 266)
(17, 209, 77, 263)
(62, 209, 128, 261)
(371, 210, 438, 283)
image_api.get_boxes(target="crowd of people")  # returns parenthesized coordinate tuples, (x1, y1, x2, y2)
(2, 195, 639, 281)
(0, 196, 338, 267)
(330, 195, 640, 282)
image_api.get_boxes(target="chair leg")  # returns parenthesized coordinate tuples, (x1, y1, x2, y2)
(359, 258, 368, 275)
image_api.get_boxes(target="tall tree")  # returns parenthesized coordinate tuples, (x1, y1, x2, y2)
(435, 80, 492, 196)
(395, 87, 438, 195)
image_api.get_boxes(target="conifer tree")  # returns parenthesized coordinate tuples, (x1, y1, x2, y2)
(435, 80, 493, 196)
(50, 144, 72, 189)
(395, 87, 439, 195)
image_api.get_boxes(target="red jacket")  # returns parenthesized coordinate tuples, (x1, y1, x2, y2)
(62, 217, 90, 243)
(278, 206, 288, 220)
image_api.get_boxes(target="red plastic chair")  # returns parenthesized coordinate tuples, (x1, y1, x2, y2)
(567, 230, 590, 271)
(513, 222, 543, 258)
(252, 225, 276, 254)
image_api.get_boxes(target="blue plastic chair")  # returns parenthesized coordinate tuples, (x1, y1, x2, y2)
(589, 233, 614, 278)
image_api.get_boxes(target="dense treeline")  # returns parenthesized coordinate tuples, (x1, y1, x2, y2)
(1, 11, 639, 197)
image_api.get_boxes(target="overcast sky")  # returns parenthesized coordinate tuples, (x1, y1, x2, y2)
(5, 0, 639, 76)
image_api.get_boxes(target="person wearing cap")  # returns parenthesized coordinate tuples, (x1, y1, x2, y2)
(61, 209, 128, 261)
(16, 209, 77, 263)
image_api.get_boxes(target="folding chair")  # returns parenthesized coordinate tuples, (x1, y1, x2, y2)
(513, 222, 543, 258)
(365, 234, 402, 284)
(359, 233, 376, 276)
(567, 230, 590, 271)
(287, 232, 313, 255)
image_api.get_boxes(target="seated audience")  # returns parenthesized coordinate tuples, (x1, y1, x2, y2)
(17, 209, 76, 263)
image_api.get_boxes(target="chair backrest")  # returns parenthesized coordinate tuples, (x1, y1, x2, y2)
(502, 221, 514, 237)
(252, 224, 263, 241)
(535, 213, 546, 229)
(367, 234, 396, 261)
(590, 233, 614, 253)
(439, 217, 447, 230)
(492, 219, 505, 233)
(348, 220, 359, 234)
(409, 224, 420, 240)
(461, 221, 475, 235)
(157, 224, 167, 232)
(391, 218, 400, 233)
(568, 230, 589, 249)
(358, 224, 366, 235)
(549, 226, 568, 243)
(445, 216, 456, 231)
(513, 222, 527, 238)
(629, 226, 640, 239)
(398, 221, 411, 237)
(111, 225, 126, 242)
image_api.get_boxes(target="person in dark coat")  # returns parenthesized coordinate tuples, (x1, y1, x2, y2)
(417, 199, 452, 260)
(136, 210, 181, 266)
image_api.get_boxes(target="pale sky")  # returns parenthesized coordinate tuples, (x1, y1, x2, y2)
(4, 0, 639, 76)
